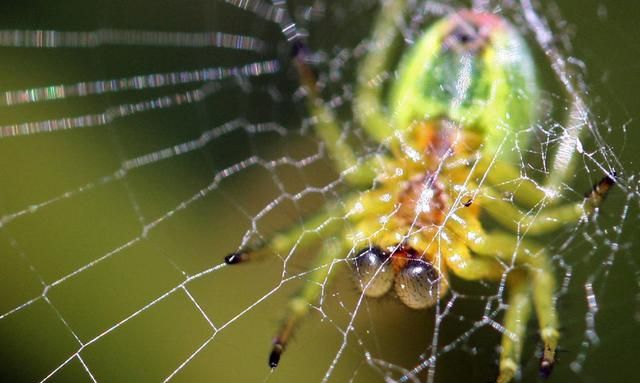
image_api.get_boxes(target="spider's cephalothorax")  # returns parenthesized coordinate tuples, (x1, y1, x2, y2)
(225, 4, 614, 382)
(347, 119, 484, 311)
(396, 171, 449, 226)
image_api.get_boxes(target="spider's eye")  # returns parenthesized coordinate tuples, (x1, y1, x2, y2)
(352, 247, 394, 298)
(394, 259, 443, 309)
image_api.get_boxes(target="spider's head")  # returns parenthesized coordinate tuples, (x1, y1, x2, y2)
(390, 10, 539, 162)
(352, 245, 447, 309)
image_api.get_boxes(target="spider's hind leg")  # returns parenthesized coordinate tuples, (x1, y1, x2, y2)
(354, 0, 408, 143)
(291, 41, 378, 188)
(291, 0, 413, 187)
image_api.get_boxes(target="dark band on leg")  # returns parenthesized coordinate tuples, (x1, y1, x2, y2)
(584, 172, 616, 210)
(269, 341, 284, 368)
(291, 40, 319, 96)
(539, 344, 556, 379)
(224, 251, 250, 265)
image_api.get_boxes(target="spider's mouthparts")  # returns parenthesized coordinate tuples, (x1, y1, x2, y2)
(269, 342, 284, 368)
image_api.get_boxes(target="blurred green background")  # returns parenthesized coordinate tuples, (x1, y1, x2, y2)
(0, 0, 638, 382)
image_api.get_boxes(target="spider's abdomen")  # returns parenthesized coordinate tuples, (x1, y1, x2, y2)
(390, 10, 539, 162)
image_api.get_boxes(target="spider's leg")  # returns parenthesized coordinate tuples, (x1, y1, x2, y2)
(476, 158, 615, 213)
(496, 270, 532, 383)
(444, 240, 504, 282)
(449, 219, 559, 378)
(475, 158, 551, 208)
(269, 237, 346, 368)
(354, 0, 407, 143)
(517, 0, 592, 198)
(445, 230, 531, 383)
(477, 174, 615, 235)
(473, 95, 590, 207)
(477, 182, 597, 236)
(292, 42, 377, 188)
(443, 231, 534, 382)
(543, 96, 588, 196)
(224, 201, 346, 265)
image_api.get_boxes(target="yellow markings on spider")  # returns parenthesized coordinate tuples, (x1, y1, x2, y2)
(224, 2, 615, 382)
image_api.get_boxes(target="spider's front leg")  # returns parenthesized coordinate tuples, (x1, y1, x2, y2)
(224, 195, 365, 368)
(448, 217, 559, 380)
(444, 240, 504, 282)
(444, 239, 532, 382)
(268, 237, 347, 367)
(496, 270, 532, 383)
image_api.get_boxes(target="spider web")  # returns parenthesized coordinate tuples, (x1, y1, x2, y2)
(0, 0, 638, 382)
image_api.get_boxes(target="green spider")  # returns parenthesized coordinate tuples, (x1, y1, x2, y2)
(224, 2, 614, 382)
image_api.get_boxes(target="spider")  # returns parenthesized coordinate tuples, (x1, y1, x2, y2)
(224, 2, 614, 382)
